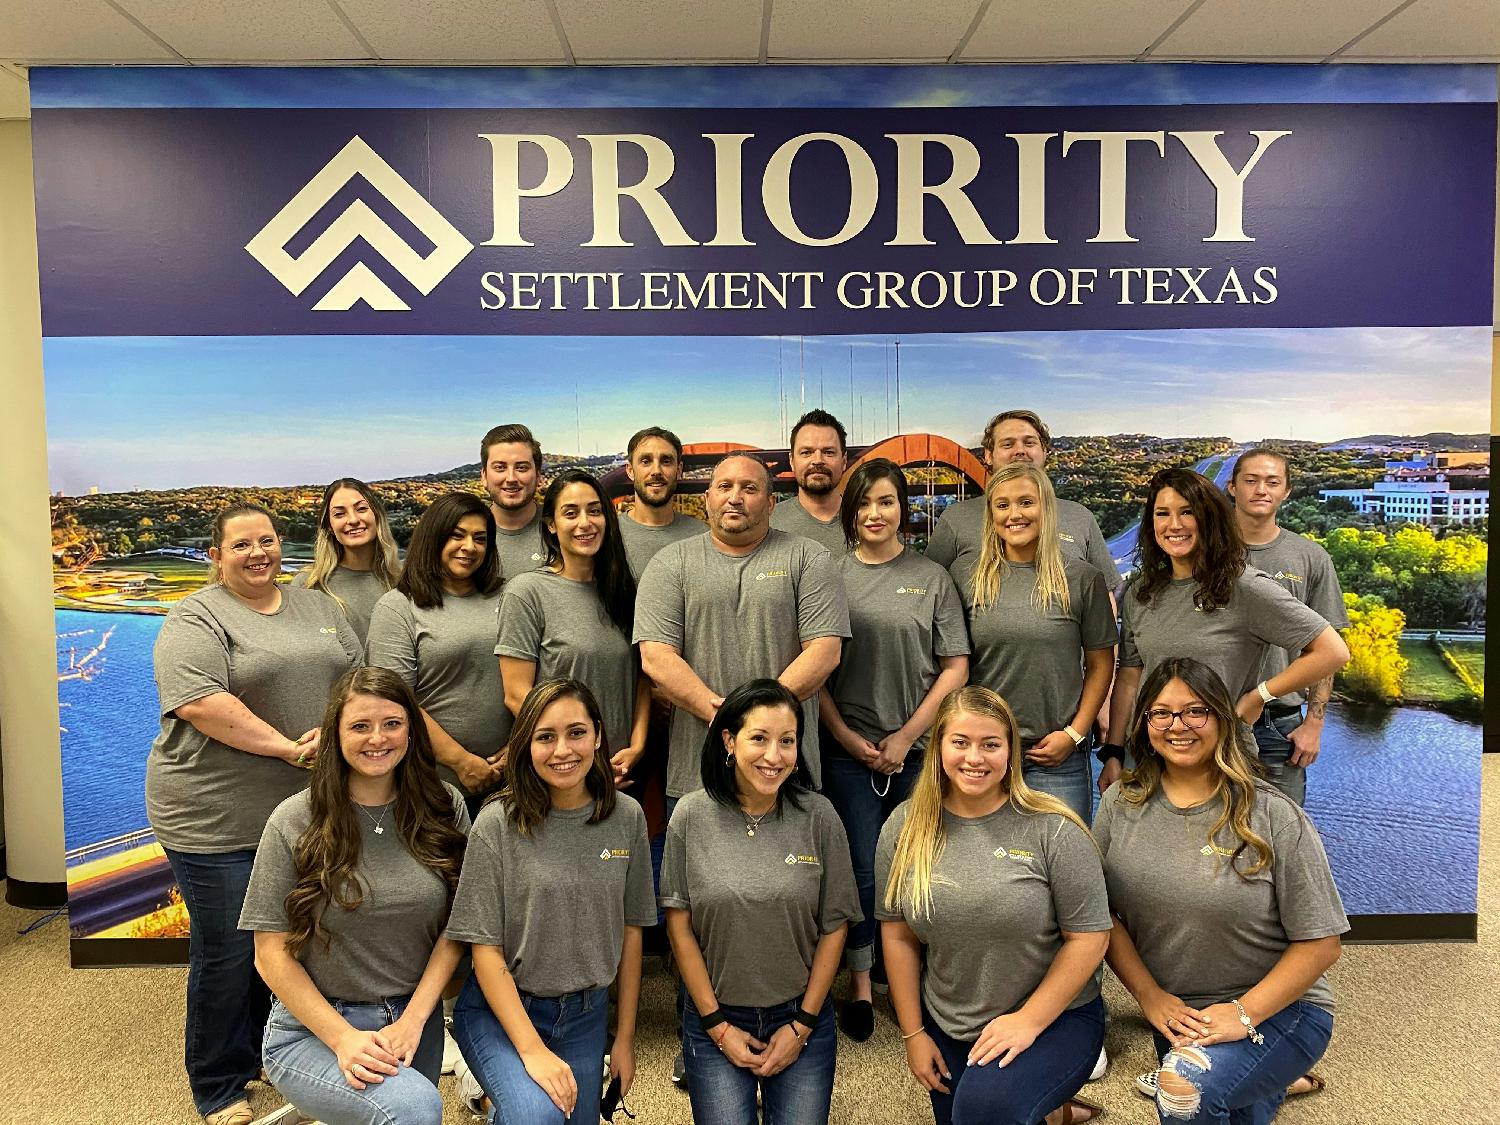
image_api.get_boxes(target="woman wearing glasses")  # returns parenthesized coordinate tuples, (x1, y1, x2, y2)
(147, 502, 363, 1125)
(818, 458, 970, 1041)
(1099, 468, 1348, 792)
(1096, 658, 1346, 1124)
(962, 463, 1116, 823)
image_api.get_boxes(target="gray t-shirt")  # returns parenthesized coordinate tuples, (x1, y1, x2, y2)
(926, 495, 1123, 590)
(963, 558, 1119, 744)
(874, 800, 1111, 1042)
(1119, 569, 1330, 705)
(1094, 781, 1348, 1014)
(660, 789, 861, 1008)
(770, 495, 849, 555)
(494, 509, 546, 584)
(633, 529, 850, 796)
(146, 584, 363, 854)
(830, 549, 970, 752)
(238, 785, 471, 1002)
(496, 570, 636, 754)
(1245, 531, 1350, 706)
(445, 794, 656, 997)
(366, 588, 509, 788)
(293, 565, 388, 648)
(618, 511, 708, 581)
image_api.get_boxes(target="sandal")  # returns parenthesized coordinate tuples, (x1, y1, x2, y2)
(1047, 1096, 1106, 1125)
(1287, 1071, 1327, 1098)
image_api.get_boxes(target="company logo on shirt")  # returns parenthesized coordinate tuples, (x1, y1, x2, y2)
(598, 847, 631, 861)
(1272, 569, 1305, 585)
(784, 852, 821, 866)
(531, 551, 546, 562)
(993, 846, 1036, 862)
(756, 569, 791, 582)
(1199, 843, 1235, 858)
(895, 585, 928, 595)
(1058, 532, 1077, 543)
(318, 627, 339, 635)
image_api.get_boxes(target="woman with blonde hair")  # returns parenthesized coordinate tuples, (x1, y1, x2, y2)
(963, 463, 1116, 821)
(295, 478, 402, 646)
(241, 666, 470, 1125)
(1096, 657, 1346, 1124)
(876, 686, 1110, 1125)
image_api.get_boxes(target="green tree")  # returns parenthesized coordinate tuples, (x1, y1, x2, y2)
(1338, 593, 1407, 703)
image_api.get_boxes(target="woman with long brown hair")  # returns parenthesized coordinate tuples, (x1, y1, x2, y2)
(1099, 468, 1348, 792)
(877, 685, 1109, 1125)
(1096, 658, 1346, 1124)
(240, 666, 470, 1125)
(147, 501, 362, 1125)
(447, 679, 655, 1124)
(294, 477, 402, 646)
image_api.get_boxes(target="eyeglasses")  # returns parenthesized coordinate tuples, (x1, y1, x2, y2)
(1144, 705, 1213, 731)
(227, 536, 279, 555)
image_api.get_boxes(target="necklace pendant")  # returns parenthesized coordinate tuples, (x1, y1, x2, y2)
(374, 825, 384, 834)
(747, 828, 755, 837)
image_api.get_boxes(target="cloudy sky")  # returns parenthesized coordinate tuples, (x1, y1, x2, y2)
(43, 325, 1490, 494)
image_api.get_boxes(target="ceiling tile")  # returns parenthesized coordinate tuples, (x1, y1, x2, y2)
(1340, 0, 1500, 58)
(770, 0, 980, 60)
(963, 0, 1181, 60)
(337, 0, 566, 62)
(0, 0, 177, 61)
(559, 0, 762, 61)
(117, 0, 371, 61)
(1156, 0, 1403, 58)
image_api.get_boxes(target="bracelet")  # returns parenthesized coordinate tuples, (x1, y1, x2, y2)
(794, 1005, 819, 1030)
(1094, 742, 1125, 764)
(1256, 680, 1275, 704)
(711, 1024, 731, 1048)
(698, 1009, 728, 1032)
(1063, 724, 1086, 746)
(1231, 999, 1265, 1045)
(900, 1026, 926, 1041)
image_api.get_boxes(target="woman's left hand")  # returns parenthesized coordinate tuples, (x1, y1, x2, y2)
(608, 1035, 636, 1095)
(1235, 691, 1266, 725)
(1025, 731, 1077, 768)
(377, 1011, 425, 1067)
(1191, 1004, 1251, 1046)
(967, 1012, 1042, 1068)
(751, 1022, 807, 1077)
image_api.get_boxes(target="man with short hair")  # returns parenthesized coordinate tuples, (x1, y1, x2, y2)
(618, 426, 707, 580)
(770, 408, 850, 554)
(479, 423, 545, 582)
(635, 452, 849, 801)
(1227, 447, 1349, 805)
(926, 409, 1122, 589)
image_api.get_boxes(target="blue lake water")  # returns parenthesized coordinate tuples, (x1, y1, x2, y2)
(57, 608, 1479, 915)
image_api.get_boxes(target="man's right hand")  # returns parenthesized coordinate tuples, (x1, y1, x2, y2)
(456, 752, 502, 794)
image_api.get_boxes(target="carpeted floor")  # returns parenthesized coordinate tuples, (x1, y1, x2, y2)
(2, 756, 1495, 1124)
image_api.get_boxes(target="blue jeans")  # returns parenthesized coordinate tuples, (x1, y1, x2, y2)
(263, 997, 444, 1125)
(681, 993, 837, 1125)
(164, 848, 271, 1116)
(1022, 747, 1092, 823)
(451, 975, 609, 1125)
(1151, 1001, 1333, 1125)
(926, 995, 1105, 1125)
(1252, 707, 1306, 806)
(821, 749, 920, 970)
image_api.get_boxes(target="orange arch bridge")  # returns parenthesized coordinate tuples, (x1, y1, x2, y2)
(843, 433, 987, 494)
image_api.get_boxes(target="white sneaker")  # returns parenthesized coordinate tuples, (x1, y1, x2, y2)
(442, 1021, 460, 1076)
(1136, 1069, 1159, 1098)
(454, 1055, 487, 1116)
(1088, 1044, 1109, 1082)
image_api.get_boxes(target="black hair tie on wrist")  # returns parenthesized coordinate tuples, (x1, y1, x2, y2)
(698, 1009, 727, 1031)
(794, 1006, 819, 1029)
(1094, 742, 1125, 764)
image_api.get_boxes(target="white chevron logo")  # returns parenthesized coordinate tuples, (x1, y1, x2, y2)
(245, 136, 474, 312)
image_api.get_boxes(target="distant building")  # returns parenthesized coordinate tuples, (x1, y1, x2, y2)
(1321, 470, 1489, 525)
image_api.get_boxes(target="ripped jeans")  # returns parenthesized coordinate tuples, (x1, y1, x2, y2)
(1151, 1001, 1333, 1125)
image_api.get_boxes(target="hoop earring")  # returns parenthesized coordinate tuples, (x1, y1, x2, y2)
(725, 751, 734, 766)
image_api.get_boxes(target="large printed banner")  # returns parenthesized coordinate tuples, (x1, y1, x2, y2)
(32, 65, 1495, 954)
